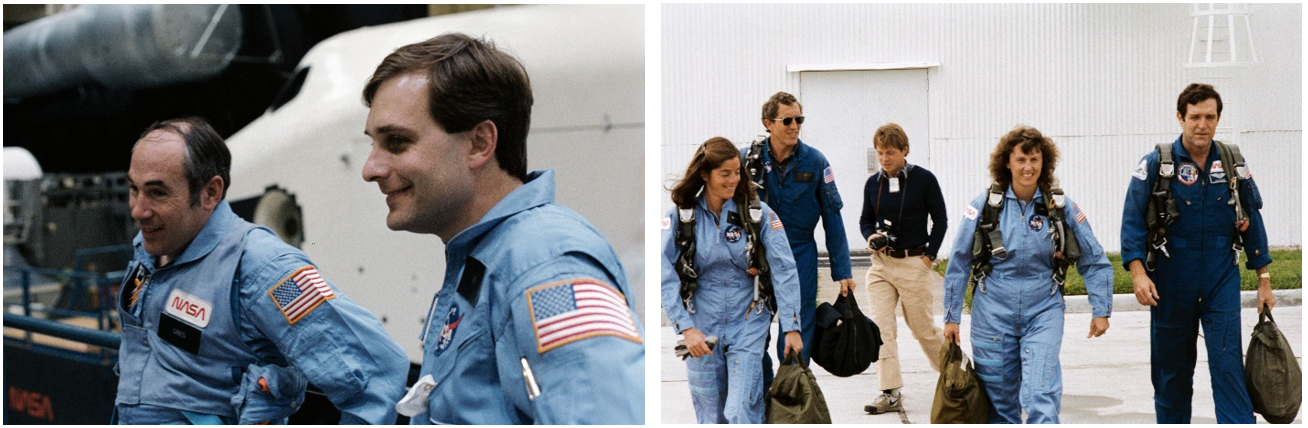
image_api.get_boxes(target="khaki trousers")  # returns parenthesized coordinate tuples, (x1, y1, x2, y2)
(864, 252, 946, 391)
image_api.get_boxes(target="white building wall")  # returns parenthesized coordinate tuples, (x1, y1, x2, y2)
(661, 3, 1301, 257)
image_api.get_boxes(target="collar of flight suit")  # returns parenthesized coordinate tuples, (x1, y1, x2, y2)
(445, 169, 556, 255)
(132, 199, 237, 268)
(695, 193, 739, 224)
(1170, 134, 1220, 168)
(1003, 185, 1046, 205)
(764, 136, 810, 166)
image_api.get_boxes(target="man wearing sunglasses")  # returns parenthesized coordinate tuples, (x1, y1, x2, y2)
(746, 92, 855, 391)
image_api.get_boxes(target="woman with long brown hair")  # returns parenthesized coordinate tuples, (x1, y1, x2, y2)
(661, 137, 803, 423)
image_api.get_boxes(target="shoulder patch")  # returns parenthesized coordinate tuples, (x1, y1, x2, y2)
(268, 266, 336, 324)
(526, 278, 641, 353)
(769, 212, 784, 230)
(1073, 203, 1086, 223)
(963, 205, 979, 221)
(823, 166, 835, 183)
(661, 217, 671, 230)
(1132, 158, 1148, 180)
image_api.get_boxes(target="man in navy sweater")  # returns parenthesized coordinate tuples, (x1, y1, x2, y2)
(859, 123, 948, 414)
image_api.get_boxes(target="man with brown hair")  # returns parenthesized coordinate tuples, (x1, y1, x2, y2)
(858, 123, 948, 414)
(743, 91, 855, 390)
(1121, 83, 1274, 423)
(361, 33, 644, 424)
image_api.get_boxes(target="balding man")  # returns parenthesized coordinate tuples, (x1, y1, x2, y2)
(114, 117, 408, 424)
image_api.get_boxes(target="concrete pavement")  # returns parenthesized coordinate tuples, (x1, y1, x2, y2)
(658, 269, 1303, 424)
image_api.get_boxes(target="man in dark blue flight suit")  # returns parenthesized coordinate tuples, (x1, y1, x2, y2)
(748, 92, 855, 389)
(1121, 83, 1276, 424)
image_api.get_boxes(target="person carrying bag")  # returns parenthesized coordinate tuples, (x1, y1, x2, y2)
(1246, 304, 1302, 424)
(766, 351, 832, 424)
(930, 341, 990, 424)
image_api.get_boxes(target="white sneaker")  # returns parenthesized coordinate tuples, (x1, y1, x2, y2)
(863, 390, 902, 414)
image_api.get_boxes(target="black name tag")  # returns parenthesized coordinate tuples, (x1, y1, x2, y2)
(158, 313, 202, 354)
(726, 211, 743, 227)
(794, 171, 815, 183)
(457, 257, 486, 306)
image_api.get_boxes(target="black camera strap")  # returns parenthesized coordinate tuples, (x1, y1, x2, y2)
(873, 168, 908, 247)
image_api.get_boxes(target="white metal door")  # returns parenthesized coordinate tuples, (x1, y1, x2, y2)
(799, 69, 930, 253)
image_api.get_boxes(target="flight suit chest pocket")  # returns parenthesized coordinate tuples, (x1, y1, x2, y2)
(117, 261, 151, 326)
(425, 303, 494, 423)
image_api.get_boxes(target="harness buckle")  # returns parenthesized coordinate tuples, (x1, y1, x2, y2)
(1159, 162, 1175, 178)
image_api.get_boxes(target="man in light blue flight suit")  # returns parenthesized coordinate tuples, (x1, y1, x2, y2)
(660, 140, 802, 423)
(747, 92, 856, 389)
(1121, 83, 1275, 424)
(361, 33, 644, 424)
(943, 127, 1113, 423)
(115, 118, 410, 424)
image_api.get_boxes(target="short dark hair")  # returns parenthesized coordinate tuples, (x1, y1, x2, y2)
(988, 126, 1059, 195)
(136, 117, 231, 206)
(1177, 83, 1223, 117)
(761, 92, 802, 128)
(363, 32, 534, 181)
(669, 137, 754, 210)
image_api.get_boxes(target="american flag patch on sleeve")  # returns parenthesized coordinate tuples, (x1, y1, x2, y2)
(770, 212, 784, 230)
(526, 279, 641, 353)
(1073, 203, 1087, 223)
(268, 266, 336, 324)
(823, 166, 835, 183)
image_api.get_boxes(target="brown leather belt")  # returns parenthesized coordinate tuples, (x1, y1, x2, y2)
(886, 247, 926, 258)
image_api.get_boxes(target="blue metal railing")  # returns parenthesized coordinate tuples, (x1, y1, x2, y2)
(3, 245, 129, 359)
(3, 312, 120, 349)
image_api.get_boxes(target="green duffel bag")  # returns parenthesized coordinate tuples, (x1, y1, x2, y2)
(1246, 304, 1302, 424)
(766, 351, 832, 424)
(930, 341, 991, 424)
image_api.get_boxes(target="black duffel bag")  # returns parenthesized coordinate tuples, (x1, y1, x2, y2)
(766, 351, 832, 424)
(1246, 304, 1302, 424)
(811, 293, 882, 377)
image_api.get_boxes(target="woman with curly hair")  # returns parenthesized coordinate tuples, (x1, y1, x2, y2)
(941, 126, 1114, 423)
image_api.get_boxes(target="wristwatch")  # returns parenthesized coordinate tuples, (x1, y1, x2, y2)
(1258, 272, 1271, 279)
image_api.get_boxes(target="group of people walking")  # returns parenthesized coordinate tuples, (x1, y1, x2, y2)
(662, 83, 1277, 424)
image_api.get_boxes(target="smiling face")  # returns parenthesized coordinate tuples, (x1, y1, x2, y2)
(763, 102, 803, 150)
(1178, 98, 1220, 155)
(127, 130, 215, 260)
(1007, 145, 1043, 193)
(362, 71, 476, 239)
(701, 156, 742, 206)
